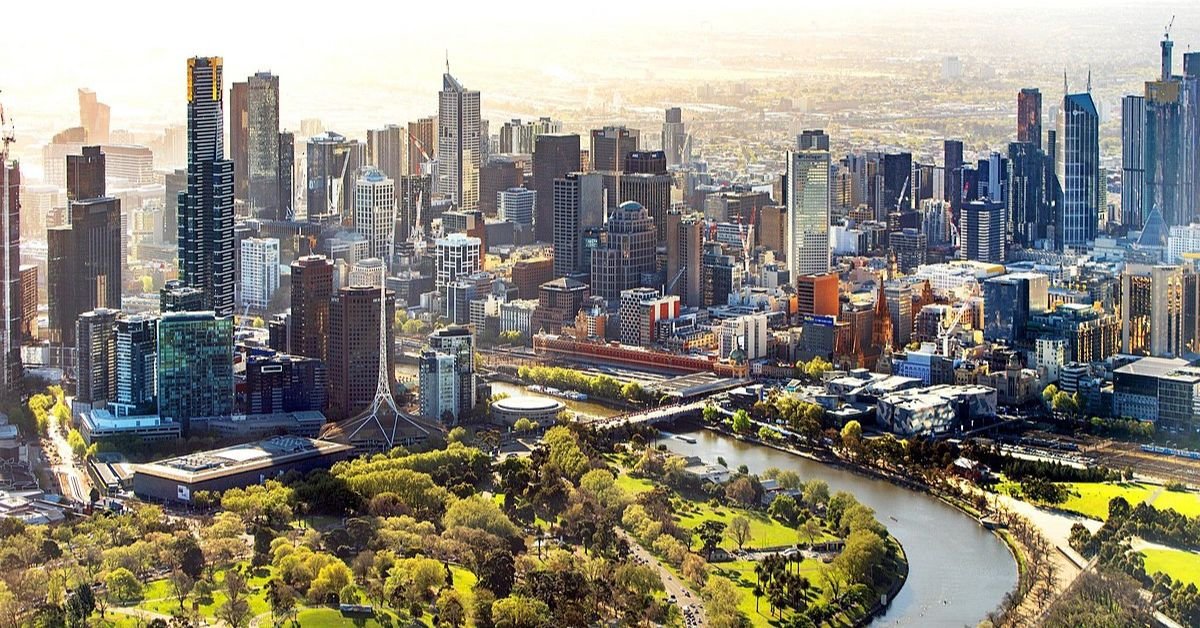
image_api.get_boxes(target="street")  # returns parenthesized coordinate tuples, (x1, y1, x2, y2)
(43, 397, 92, 504)
(617, 528, 706, 627)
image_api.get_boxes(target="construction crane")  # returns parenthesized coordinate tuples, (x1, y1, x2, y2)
(663, 267, 686, 296)
(896, 175, 910, 213)
(1166, 15, 1175, 40)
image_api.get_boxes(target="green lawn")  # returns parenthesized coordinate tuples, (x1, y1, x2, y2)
(713, 559, 830, 627)
(137, 565, 274, 619)
(1142, 547, 1200, 587)
(1151, 490, 1200, 518)
(295, 607, 404, 627)
(614, 473, 656, 495)
(1058, 482, 1156, 520)
(675, 502, 833, 551)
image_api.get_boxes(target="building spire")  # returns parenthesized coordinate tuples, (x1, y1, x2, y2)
(1087, 67, 1092, 93)
(1063, 70, 1068, 95)
(445, 50, 450, 75)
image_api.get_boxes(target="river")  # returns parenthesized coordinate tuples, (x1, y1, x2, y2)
(660, 429, 1018, 627)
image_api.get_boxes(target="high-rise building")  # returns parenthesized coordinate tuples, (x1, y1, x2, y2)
(787, 132, 832, 279)
(157, 311, 234, 434)
(425, 326, 476, 423)
(18, 265, 36, 340)
(1122, 264, 1187, 357)
(884, 281, 913, 347)
(159, 279, 204, 313)
(497, 187, 535, 226)
(531, 277, 591, 334)
(665, 210, 703, 307)
(67, 145, 106, 202)
(438, 69, 481, 210)
(78, 88, 111, 144)
(408, 116, 436, 176)
(499, 117, 561, 154)
(983, 272, 1049, 344)
(113, 313, 158, 417)
(240, 237, 280, 310)
(76, 308, 119, 407)
(944, 140, 964, 218)
(289, 255, 332, 363)
(1122, 95, 1147, 228)
(367, 124, 407, 183)
(1008, 141, 1047, 247)
(701, 244, 743, 306)
(590, 201, 656, 300)
(959, 200, 1006, 263)
(229, 80, 249, 203)
(278, 131, 295, 219)
(354, 167, 396, 261)
(662, 107, 689, 167)
(882, 152, 913, 220)
(434, 233, 482, 290)
(2, 159, 21, 391)
(888, 228, 927, 272)
(419, 350, 459, 422)
(398, 174, 432, 241)
(620, 151, 672, 240)
(1056, 91, 1100, 249)
(243, 353, 327, 415)
(48, 190, 122, 347)
(796, 273, 839, 317)
(306, 132, 360, 223)
(246, 72, 281, 218)
(1018, 88, 1043, 149)
(329, 285, 395, 419)
(532, 133, 581, 242)
(618, 287, 679, 347)
(179, 57, 236, 316)
(590, 126, 639, 173)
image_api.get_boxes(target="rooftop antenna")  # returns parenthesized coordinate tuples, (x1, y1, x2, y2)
(445, 50, 450, 75)
(1087, 67, 1092, 93)
(1063, 70, 1068, 95)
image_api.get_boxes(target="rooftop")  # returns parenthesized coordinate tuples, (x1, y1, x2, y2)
(1114, 357, 1193, 378)
(135, 436, 353, 483)
(491, 396, 564, 413)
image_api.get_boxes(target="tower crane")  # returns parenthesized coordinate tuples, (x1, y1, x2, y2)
(1166, 15, 1175, 40)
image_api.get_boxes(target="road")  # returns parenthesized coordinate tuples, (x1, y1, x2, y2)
(617, 528, 706, 627)
(43, 397, 92, 504)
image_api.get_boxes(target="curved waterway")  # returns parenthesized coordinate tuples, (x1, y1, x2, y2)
(661, 429, 1018, 627)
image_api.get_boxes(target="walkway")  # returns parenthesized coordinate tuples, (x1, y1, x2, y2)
(616, 528, 706, 627)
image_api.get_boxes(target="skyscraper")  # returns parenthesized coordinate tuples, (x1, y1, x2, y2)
(590, 201, 656, 300)
(328, 285, 394, 419)
(113, 313, 158, 417)
(78, 88, 110, 144)
(434, 233, 482, 290)
(532, 133, 580, 242)
(247, 72, 281, 218)
(1056, 91, 1100, 249)
(1121, 94, 1147, 228)
(662, 107, 689, 167)
(67, 145, 106, 202)
(179, 56, 236, 316)
(76, 308, 119, 407)
(426, 325, 477, 422)
(2, 158, 21, 391)
(620, 151, 671, 240)
(289, 255, 332, 363)
(1122, 264, 1187, 358)
(438, 68, 481, 210)
(354, 167, 396, 261)
(240, 237, 280, 310)
(497, 187, 535, 226)
(157, 311, 234, 434)
(306, 132, 360, 223)
(882, 152, 913, 220)
(368, 124, 407, 183)
(959, 200, 1006, 263)
(787, 130, 832, 278)
(590, 126, 639, 172)
(1143, 33, 1198, 230)
(408, 116, 436, 175)
(552, 172, 604, 277)
(499, 117, 561, 154)
(278, 131, 294, 219)
(1008, 141, 1046, 247)
(665, 210, 703, 307)
(944, 139, 964, 218)
(229, 80, 249, 203)
(1018, 88, 1043, 149)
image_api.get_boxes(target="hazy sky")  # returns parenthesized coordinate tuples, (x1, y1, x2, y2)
(2, 0, 1199, 162)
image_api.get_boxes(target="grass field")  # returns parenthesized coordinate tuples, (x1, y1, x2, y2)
(674, 501, 835, 551)
(614, 473, 656, 495)
(1058, 482, 1156, 520)
(1142, 547, 1200, 587)
(1151, 490, 1200, 518)
(295, 608, 404, 626)
(713, 559, 833, 627)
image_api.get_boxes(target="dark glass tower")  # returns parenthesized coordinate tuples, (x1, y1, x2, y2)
(1056, 92, 1100, 249)
(1017, 88, 1042, 150)
(179, 56, 236, 316)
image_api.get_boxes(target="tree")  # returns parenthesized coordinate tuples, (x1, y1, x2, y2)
(703, 404, 720, 423)
(309, 561, 354, 604)
(65, 583, 95, 627)
(833, 530, 886, 586)
(491, 595, 550, 628)
(542, 426, 589, 481)
(724, 476, 757, 507)
(840, 421, 864, 460)
(1042, 383, 1059, 406)
(694, 520, 728, 559)
(1052, 391, 1080, 416)
(266, 579, 297, 625)
(682, 553, 709, 588)
(804, 356, 832, 380)
(728, 515, 752, 551)
(443, 495, 519, 538)
(106, 568, 143, 605)
(168, 569, 194, 611)
(703, 577, 744, 628)
(437, 588, 468, 627)
(215, 570, 251, 628)
(731, 409, 752, 434)
(802, 480, 830, 508)
(798, 517, 823, 548)
(768, 494, 799, 525)
(512, 417, 537, 433)
(66, 428, 87, 459)
(0, 582, 19, 628)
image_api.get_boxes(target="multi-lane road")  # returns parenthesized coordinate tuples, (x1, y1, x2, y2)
(43, 399, 92, 504)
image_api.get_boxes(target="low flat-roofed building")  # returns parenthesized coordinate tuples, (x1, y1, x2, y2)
(683, 463, 732, 485)
(79, 409, 182, 444)
(876, 384, 997, 437)
(194, 411, 328, 439)
(133, 436, 355, 503)
(490, 396, 565, 428)
(1114, 357, 1200, 430)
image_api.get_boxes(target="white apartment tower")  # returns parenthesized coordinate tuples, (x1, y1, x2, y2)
(354, 167, 396, 262)
(787, 130, 832, 280)
(240, 237, 280, 309)
(438, 69, 481, 210)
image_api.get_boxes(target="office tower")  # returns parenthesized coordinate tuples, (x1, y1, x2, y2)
(434, 233, 482, 290)
(888, 228, 927, 272)
(499, 117, 561, 154)
(589, 201, 656, 300)
(1144, 72, 1195, 228)
(665, 210, 703, 307)
(229, 80, 249, 203)
(620, 151, 671, 240)
(1121, 95, 1147, 228)
(532, 133, 581, 242)
(67, 145, 105, 201)
(240, 237, 280, 310)
(438, 69, 481, 210)
(243, 353, 327, 414)
(159, 279, 204, 313)
(959, 200, 1006, 263)
(78, 88, 111, 144)
(398, 174, 432, 241)
(112, 313, 157, 417)
(163, 168, 185, 245)
(590, 126, 639, 172)
(48, 179, 122, 347)
(425, 326, 476, 422)
(408, 116, 436, 175)
(1056, 91, 1100, 249)
(179, 56, 236, 316)
(289, 255, 332, 362)
(367, 124, 407, 183)
(497, 187, 535, 226)
(306, 132, 359, 223)
(882, 152, 913, 220)
(983, 273, 1049, 344)
(662, 107, 689, 167)
(157, 311, 234, 434)
(18, 265, 36, 340)
(701, 244, 743, 306)
(1008, 141, 1046, 247)
(419, 350, 459, 421)
(1122, 264, 1186, 357)
(796, 273, 839, 317)
(246, 72, 281, 218)
(626, 150, 667, 175)
(1018, 88, 1043, 149)
(479, 155, 526, 215)
(354, 167, 396, 261)
(944, 140, 964, 218)
(885, 282, 913, 347)
(786, 130, 832, 279)
(619, 287, 679, 346)
(328, 285, 394, 418)
(278, 131, 294, 219)
(550, 172, 603, 277)
(76, 308, 118, 407)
